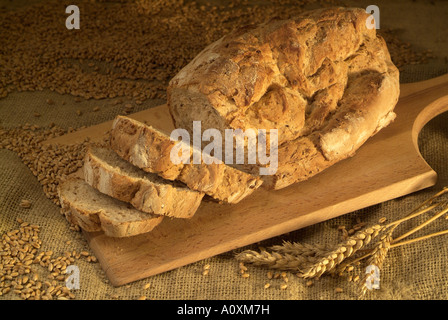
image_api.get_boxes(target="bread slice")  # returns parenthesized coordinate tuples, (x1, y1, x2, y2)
(109, 115, 263, 204)
(58, 178, 164, 238)
(83, 146, 204, 219)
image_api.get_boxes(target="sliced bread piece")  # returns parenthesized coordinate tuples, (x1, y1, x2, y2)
(83, 146, 204, 219)
(58, 178, 164, 238)
(109, 115, 263, 204)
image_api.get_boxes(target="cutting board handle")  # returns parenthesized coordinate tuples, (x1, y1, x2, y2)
(403, 73, 448, 149)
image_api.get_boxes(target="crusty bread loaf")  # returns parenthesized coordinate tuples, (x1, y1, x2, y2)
(109, 115, 263, 203)
(58, 178, 164, 238)
(167, 7, 400, 190)
(83, 146, 204, 219)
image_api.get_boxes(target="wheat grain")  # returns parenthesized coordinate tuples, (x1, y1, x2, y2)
(0, 219, 97, 300)
(19, 200, 32, 209)
(0, 1, 433, 103)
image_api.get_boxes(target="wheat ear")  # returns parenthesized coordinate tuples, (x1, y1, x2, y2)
(298, 224, 389, 279)
(235, 249, 319, 271)
(358, 234, 392, 297)
(270, 240, 329, 257)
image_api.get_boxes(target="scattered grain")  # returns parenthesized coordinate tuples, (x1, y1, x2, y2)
(353, 222, 367, 231)
(0, 219, 98, 300)
(379, 217, 387, 224)
(19, 200, 32, 209)
(0, 0, 433, 103)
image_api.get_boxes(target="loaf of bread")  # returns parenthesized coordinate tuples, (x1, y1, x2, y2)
(58, 178, 164, 237)
(167, 7, 400, 189)
(109, 115, 263, 203)
(83, 146, 204, 219)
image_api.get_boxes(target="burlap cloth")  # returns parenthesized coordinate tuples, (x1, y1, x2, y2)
(1, 0, 448, 300)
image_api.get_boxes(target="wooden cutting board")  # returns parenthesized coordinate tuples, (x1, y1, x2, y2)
(45, 73, 448, 286)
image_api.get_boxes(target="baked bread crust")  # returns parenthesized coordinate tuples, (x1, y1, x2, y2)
(167, 7, 400, 189)
(58, 178, 164, 238)
(109, 115, 263, 203)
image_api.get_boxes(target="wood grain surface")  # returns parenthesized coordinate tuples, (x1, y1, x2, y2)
(45, 74, 448, 286)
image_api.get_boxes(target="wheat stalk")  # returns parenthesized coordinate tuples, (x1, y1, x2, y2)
(298, 224, 389, 279)
(233, 187, 448, 296)
(392, 201, 448, 244)
(235, 249, 318, 271)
